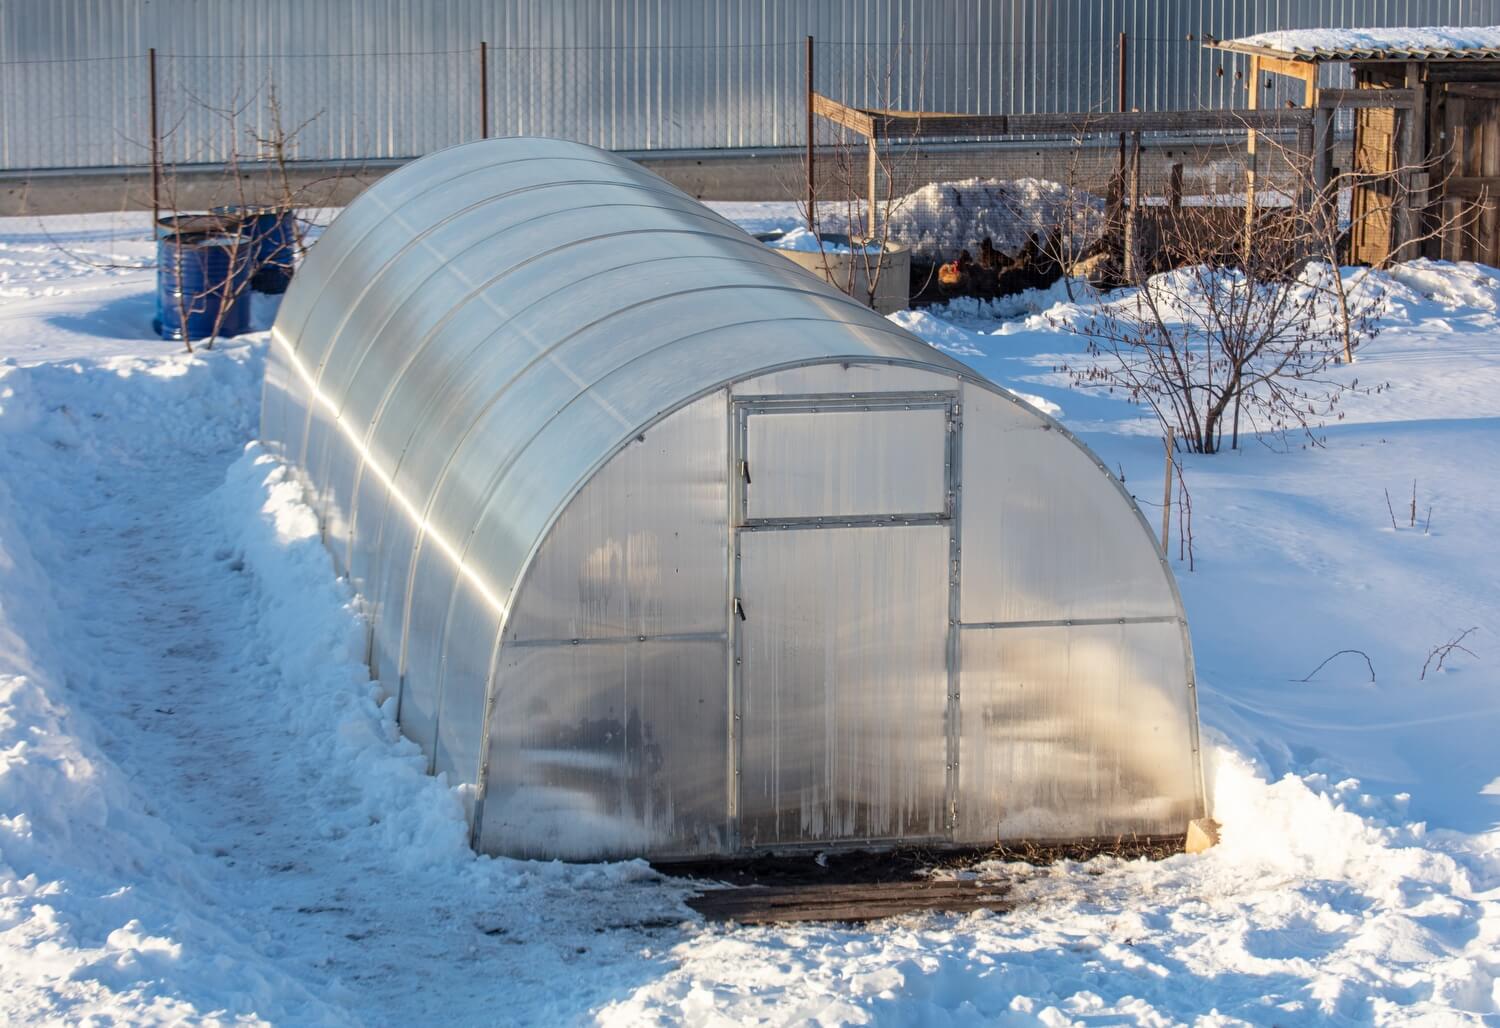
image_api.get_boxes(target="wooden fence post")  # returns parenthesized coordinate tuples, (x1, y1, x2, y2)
(1124, 131, 1142, 283)
(1244, 54, 1261, 260)
(1161, 427, 1175, 555)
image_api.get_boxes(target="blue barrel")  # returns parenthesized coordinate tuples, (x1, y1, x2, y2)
(156, 213, 241, 241)
(153, 233, 253, 342)
(214, 205, 298, 294)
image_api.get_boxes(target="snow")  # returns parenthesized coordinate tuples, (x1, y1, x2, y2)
(1226, 25, 1500, 56)
(764, 226, 884, 254)
(1, 210, 1499, 1024)
(714, 182, 1106, 263)
(883, 178, 1105, 262)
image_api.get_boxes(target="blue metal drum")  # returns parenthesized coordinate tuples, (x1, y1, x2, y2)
(153, 233, 253, 341)
(214, 205, 298, 294)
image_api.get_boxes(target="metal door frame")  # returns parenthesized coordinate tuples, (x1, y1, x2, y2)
(725, 389, 963, 853)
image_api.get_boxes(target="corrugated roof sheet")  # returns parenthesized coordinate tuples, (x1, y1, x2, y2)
(1209, 25, 1500, 61)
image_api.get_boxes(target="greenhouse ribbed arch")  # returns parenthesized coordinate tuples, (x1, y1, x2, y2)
(261, 136, 1206, 861)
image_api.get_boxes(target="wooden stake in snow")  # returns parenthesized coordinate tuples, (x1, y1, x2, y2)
(1161, 427, 1174, 555)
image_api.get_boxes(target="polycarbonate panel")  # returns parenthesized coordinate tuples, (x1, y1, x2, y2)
(477, 639, 728, 859)
(265, 140, 620, 449)
(737, 525, 951, 847)
(430, 575, 502, 797)
(732, 362, 959, 396)
(461, 323, 943, 617)
(341, 236, 779, 592)
(744, 407, 949, 520)
(956, 621, 1202, 843)
(302, 189, 734, 518)
(507, 391, 729, 642)
(959, 384, 1179, 624)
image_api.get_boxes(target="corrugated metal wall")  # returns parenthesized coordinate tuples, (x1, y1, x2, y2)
(3, 0, 1499, 169)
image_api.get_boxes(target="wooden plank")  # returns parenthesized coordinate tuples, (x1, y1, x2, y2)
(1446, 96, 1469, 260)
(862, 107, 1310, 140)
(1446, 175, 1500, 197)
(810, 92, 874, 136)
(1443, 82, 1500, 99)
(1245, 54, 1260, 260)
(1478, 89, 1498, 263)
(688, 879, 1015, 925)
(1260, 54, 1320, 85)
(1317, 87, 1417, 109)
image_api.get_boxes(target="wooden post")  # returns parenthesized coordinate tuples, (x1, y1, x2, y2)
(479, 41, 489, 139)
(1161, 427, 1174, 556)
(867, 135, 878, 236)
(1399, 61, 1425, 260)
(1168, 162, 1183, 211)
(148, 47, 161, 226)
(805, 35, 815, 232)
(1244, 54, 1261, 260)
(1124, 131, 1142, 282)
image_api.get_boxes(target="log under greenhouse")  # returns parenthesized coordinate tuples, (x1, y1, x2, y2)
(261, 137, 1207, 861)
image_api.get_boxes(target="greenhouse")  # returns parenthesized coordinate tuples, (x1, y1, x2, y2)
(261, 137, 1205, 861)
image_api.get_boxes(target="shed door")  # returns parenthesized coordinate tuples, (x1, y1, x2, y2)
(1438, 84, 1500, 263)
(732, 394, 958, 850)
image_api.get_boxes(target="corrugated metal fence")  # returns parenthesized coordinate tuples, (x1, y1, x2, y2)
(4, 0, 1500, 170)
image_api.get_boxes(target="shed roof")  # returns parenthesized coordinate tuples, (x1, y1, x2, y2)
(1208, 25, 1500, 63)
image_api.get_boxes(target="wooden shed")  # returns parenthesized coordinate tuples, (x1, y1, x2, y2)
(1210, 27, 1500, 266)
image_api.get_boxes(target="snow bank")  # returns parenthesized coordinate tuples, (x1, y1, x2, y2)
(209, 446, 474, 869)
(885, 177, 1105, 261)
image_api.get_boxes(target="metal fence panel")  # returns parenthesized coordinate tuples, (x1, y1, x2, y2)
(5, 1, 1498, 169)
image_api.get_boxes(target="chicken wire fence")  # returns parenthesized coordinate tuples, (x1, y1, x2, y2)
(809, 123, 1341, 300)
(0, 36, 1358, 170)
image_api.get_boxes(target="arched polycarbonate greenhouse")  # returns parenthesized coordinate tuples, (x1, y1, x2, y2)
(261, 137, 1206, 861)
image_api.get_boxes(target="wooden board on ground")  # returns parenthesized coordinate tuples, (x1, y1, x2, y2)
(687, 878, 1015, 924)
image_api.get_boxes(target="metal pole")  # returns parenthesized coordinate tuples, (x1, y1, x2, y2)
(149, 47, 161, 225)
(805, 35, 815, 232)
(1116, 32, 1128, 189)
(479, 41, 489, 139)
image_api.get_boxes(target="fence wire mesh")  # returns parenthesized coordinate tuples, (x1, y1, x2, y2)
(0, 37, 1360, 171)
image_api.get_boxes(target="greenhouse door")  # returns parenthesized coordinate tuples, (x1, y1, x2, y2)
(730, 393, 959, 850)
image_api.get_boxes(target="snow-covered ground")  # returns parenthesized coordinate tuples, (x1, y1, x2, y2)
(0, 209, 1497, 1025)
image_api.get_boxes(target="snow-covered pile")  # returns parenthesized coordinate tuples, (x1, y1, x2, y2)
(884, 177, 1105, 262)
(1226, 25, 1500, 55)
(1, 211, 1498, 1023)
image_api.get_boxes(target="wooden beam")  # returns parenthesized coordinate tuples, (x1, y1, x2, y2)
(862, 107, 1311, 140)
(1441, 81, 1500, 99)
(810, 92, 874, 136)
(1445, 175, 1500, 197)
(1317, 87, 1418, 109)
(1261, 54, 1320, 85)
(1246, 54, 1261, 259)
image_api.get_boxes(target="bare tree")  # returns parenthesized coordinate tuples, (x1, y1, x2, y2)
(1054, 121, 1468, 455)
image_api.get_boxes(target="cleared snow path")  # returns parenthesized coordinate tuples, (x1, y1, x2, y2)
(0, 348, 691, 1024)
